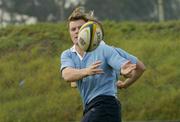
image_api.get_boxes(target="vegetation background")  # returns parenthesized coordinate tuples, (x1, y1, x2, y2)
(0, 21, 179, 122)
(1, 0, 180, 25)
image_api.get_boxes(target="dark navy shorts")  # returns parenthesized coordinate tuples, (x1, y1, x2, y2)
(81, 95, 121, 122)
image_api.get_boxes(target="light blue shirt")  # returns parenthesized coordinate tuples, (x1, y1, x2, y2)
(112, 47, 137, 80)
(60, 43, 137, 105)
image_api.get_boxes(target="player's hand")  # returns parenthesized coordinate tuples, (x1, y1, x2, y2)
(121, 61, 136, 77)
(116, 80, 127, 89)
(85, 60, 104, 76)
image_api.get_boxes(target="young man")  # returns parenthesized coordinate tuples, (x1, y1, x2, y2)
(60, 7, 145, 122)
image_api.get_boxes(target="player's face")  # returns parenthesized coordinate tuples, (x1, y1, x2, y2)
(69, 19, 86, 45)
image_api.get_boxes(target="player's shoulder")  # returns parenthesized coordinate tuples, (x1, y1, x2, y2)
(62, 48, 71, 53)
(98, 43, 113, 50)
(61, 49, 72, 58)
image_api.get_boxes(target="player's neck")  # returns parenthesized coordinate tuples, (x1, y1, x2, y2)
(75, 45, 85, 57)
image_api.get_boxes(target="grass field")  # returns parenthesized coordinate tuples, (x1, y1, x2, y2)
(0, 21, 179, 122)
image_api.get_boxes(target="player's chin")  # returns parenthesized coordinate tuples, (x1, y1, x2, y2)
(73, 39, 78, 45)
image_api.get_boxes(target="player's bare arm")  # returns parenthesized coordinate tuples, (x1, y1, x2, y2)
(117, 60, 146, 89)
(62, 60, 104, 82)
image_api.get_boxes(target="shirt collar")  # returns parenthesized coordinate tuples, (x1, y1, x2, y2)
(70, 45, 76, 52)
(70, 45, 86, 60)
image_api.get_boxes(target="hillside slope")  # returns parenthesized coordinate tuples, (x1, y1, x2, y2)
(0, 21, 179, 122)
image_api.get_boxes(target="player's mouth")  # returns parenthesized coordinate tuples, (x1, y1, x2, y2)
(75, 37, 78, 40)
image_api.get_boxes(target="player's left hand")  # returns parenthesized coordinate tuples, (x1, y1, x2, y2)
(116, 80, 127, 89)
(121, 61, 136, 77)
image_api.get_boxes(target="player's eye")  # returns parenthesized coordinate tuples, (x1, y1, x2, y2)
(71, 27, 76, 32)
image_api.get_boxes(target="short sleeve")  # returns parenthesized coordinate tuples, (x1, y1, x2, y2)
(104, 45, 128, 71)
(113, 47, 137, 64)
(60, 50, 75, 72)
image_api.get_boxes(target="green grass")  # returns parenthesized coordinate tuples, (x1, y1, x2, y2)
(0, 21, 179, 122)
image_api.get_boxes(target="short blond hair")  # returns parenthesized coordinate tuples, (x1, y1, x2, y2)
(68, 7, 104, 39)
(68, 7, 96, 23)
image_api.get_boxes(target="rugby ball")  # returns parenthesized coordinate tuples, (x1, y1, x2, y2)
(78, 21, 103, 52)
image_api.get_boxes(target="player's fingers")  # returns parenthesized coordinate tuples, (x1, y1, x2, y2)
(92, 69, 104, 74)
(96, 69, 104, 74)
(93, 60, 102, 65)
(92, 61, 102, 68)
(130, 64, 136, 70)
(122, 60, 131, 67)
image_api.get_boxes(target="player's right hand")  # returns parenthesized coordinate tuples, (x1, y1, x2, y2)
(85, 60, 104, 76)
